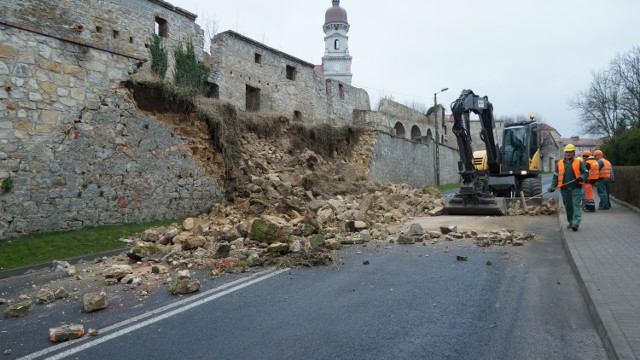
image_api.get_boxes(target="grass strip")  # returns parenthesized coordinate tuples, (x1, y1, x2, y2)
(0, 219, 179, 270)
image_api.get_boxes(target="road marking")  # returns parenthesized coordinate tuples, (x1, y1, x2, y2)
(18, 267, 290, 360)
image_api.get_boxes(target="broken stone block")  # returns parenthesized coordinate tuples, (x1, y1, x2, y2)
(3, 301, 32, 318)
(440, 225, 457, 234)
(397, 233, 415, 244)
(83, 292, 108, 312)
(36, 288, 55, 304)
(267, 242, 289, 253)
(102, 265, 133, 280)
(49, 324, 84, 343)
(54, 287, 69, 299)
(168, 278, 201, 295)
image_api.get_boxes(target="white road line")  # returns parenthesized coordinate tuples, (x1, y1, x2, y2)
(18, 267, 289, 360)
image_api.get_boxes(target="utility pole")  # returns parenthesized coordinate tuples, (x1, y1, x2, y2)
(434, 87, 448, 186)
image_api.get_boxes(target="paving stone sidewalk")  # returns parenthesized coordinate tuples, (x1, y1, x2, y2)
(561, 198, 640, 360)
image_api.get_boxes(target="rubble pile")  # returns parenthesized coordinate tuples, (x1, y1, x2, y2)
(1, 114, 554, 323)
(507, 198, 560, 216)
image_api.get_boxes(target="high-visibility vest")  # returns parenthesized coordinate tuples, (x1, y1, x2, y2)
(557, 158, 581, 187)
(598, 158, 612, 179)
(585, 159, 599, 180)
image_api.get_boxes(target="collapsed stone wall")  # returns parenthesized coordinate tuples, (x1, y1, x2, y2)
(209, 31, 371, 126)
(0, 23, 221, 239)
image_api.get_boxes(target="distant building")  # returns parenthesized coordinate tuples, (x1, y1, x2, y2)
(539, 124, 563, 172)
(560, 136, 603, 158)
(321, 0, 353, 85)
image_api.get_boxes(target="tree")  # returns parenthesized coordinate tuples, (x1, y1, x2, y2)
(569, 45, 640, 137)
(601, 127, 640, 165)
(610, 46, 640, 128)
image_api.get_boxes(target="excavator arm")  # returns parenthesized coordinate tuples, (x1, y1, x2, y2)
(444, 89, 506, 215)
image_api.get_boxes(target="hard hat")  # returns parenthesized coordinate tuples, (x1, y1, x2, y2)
(594, 149, 603, 156)
(564, 144, 576, 152)
(582, 150, 592, 157)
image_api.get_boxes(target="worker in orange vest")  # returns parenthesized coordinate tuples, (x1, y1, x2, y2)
(583, 150, 599, 212)
(594, 149, 614, 209)
(549, 144, 588, 231)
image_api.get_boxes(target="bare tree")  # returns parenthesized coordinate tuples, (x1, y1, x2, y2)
(569, 69, 624, 138)
(610, 46, 640, 128)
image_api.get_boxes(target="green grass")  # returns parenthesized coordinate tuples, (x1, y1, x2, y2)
(0, 219, 179, 270)
(436, 182, 460, 192)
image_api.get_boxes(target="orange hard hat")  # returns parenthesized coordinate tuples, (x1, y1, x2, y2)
(582, 150, 592, 157)
(594, 150, 604, 156)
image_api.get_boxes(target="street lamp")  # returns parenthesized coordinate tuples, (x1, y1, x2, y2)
(434, 87, 448, 186)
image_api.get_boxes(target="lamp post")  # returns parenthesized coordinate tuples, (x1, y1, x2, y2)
(434, 87, 448, 186)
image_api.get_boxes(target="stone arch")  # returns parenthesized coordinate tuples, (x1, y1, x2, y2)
(410, 125, 421, 141)
(394, 122, 406, 138)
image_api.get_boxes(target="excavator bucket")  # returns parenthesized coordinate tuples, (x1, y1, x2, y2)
(443, 195, 507, 216)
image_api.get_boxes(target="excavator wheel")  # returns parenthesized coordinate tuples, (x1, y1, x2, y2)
(522, 177, 542, 197)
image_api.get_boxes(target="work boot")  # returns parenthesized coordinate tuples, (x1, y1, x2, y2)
(567, 224, 572, 229)
(572, 224, 579, 232)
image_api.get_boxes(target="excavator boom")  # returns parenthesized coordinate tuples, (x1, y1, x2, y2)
(443, 89, 506, 215)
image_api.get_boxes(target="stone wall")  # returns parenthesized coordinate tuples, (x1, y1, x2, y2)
(0, 0, 204, 78)
(209, 31, 370, 126)
(0, 9, 221, 239)
(367, 132, 460, 188)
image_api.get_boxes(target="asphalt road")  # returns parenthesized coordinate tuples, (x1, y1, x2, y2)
(3, 207, 605, 360)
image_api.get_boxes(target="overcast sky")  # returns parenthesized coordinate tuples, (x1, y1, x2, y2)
(169, 0, 639, 138)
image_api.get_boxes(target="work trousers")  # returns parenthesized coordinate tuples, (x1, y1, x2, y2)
(597, 178, 611, 209)
(584, 182, 595, 212)
(561, 187, 582, 226)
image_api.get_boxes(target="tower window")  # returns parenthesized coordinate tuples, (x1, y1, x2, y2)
(155, 16, 168, 38)
(339, 83, 345, 99)
(286, 65, 296, 81)
(334, 39, 340, 50)
(254, 52, 262, 64)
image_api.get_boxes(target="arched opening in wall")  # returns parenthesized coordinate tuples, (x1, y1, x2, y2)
(339, 84, 344, 99)
(204, 82, 219, 99)
(394, 122, 406, 138)
(155, 16, 168, 38)
(427, 129, 433, 140)
(246, 85, 261, 111)
(411, 125, 422, 141)
(334, 39, 340, 50)
(294, 110, 302, 122)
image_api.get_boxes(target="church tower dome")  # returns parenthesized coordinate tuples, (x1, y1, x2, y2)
(322, 0, 352, 85)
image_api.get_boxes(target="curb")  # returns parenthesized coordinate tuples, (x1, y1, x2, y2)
(558, 209, 636, 360)
(0, 248, 128, 280)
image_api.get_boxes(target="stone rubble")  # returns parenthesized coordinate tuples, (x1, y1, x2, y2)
(1, 115, 551, 326)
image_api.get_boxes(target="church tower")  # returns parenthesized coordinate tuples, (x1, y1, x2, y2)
(322, 0, 352, 85)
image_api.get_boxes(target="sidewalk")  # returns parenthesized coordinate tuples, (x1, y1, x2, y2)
(560, 197, 640, 360)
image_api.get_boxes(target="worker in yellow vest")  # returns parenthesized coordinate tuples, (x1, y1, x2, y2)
(583, 151, 599, 212)
(549, 144, 588, 231)
(594, 149, 613, 209)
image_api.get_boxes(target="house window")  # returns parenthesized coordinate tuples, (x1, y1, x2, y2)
(155, 17, 168, 38)
(286, 65, 296, 81)
(246, 85, 261, 111)
(254, 52, 262, 64)
(334, 39, 340, 50)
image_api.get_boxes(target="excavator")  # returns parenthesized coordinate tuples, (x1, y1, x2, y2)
(443, 89, 542, 215)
